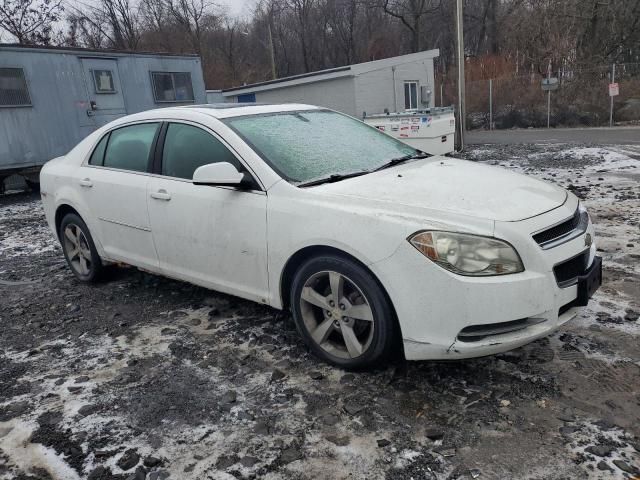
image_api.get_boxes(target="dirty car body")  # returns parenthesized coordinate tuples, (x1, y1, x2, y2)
(40, 104, 602, 367)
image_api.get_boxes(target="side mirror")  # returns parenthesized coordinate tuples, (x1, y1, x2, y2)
(193, 162, 248, 187)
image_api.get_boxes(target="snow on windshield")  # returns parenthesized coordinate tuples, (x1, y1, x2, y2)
(227, 110, 416, 183)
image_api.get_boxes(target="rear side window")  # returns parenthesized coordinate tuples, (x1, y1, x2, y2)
(88, 133, 109, 166)
(103, 123, 159, 172)
(161, 123, 241, 180)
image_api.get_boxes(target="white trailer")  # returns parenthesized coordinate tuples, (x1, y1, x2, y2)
(364, 107, 455, 156)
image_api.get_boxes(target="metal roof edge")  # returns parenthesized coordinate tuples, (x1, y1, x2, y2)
(0, 43, 201, 59)
(221, 49, 440, 96)
(222, 66, 353, 95)
(351, 49, 440, 75)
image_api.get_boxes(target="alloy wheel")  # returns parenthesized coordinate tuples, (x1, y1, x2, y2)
(299, 270, 375, 359)
(63, 224, 93, 276)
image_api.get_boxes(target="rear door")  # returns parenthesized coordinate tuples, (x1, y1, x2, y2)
(146, 121, 269, 302)
(79, 122, 160, 270)
(79, 58, 127, 128)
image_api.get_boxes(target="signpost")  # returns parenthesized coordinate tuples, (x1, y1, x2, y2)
(609, 83, 619, 97)
(609, 64, 618, 127)
(542, 74, 559, 129)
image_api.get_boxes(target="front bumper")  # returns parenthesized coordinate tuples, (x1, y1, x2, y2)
(370, 198, 600, 361)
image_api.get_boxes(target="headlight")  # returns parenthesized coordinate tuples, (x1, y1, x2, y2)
(408, 231, 524, 276)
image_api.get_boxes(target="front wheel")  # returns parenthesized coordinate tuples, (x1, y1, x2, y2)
(59, 213, 103, 283)
(290, 255, 396, 369)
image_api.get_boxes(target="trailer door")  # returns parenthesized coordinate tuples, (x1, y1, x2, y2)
(79, 58, 127, 128)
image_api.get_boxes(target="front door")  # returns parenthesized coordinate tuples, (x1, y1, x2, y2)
(146, 122, 269, 302)
(80, 58, 127, 128)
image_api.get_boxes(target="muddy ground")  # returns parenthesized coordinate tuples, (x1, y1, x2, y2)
(0, 144, 638, 480)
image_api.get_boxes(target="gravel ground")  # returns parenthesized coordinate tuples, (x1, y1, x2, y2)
(0, 144, 638, 480)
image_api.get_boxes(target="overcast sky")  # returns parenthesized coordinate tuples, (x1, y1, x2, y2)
(218, 0, 255, 17)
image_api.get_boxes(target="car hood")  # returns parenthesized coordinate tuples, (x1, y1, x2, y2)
(315, 157, 567, 222)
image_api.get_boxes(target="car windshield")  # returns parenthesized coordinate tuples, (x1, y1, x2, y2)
(224, 110, 418, 184)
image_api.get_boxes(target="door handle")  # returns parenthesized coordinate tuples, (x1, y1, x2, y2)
(150, 189, 171, 201)
(79, 178, 93, 188)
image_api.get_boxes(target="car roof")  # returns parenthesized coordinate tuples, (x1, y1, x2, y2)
(173, 103, 321, 119)
(104, 103, 323, 129)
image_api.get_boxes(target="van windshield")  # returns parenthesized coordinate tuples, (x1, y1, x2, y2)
(224, 110, 417, 184)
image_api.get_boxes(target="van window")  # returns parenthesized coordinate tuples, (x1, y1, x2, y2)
(103, 123, 159, 172)
(161, 123, 241, 180)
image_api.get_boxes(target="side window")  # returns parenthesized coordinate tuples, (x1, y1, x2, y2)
(103, 123, 159, 172)
(88, 133, 109, 166)
(161, 123, 242, 180)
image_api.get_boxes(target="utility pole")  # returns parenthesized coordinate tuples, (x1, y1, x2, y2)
(267, 21, 277, 80)
(546, 60, 552, 129)
(456, 0, 466, 150)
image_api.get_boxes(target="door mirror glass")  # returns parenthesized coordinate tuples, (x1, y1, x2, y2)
(193, 162, 245, 186)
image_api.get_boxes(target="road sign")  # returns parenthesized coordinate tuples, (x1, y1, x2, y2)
(609, 83, 619, 97)
(542, 78, 559, 91)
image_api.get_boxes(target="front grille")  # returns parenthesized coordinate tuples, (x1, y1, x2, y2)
(457, 317, 546, 342)
(554, 250, 589, 286)
(533, 208, 586, 248)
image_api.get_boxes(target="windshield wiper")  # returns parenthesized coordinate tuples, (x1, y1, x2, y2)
(298, 151, 431, 187)
(298, 171, 369, 187)
(372, 151, 432, 172)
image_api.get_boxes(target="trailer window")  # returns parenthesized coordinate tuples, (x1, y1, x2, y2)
(92, 69, 116, 93)
(0, 68, 31, 107)
(151, 72, 194, 103)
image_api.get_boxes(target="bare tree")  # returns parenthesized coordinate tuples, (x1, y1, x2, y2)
(325, 0, 359, 64)
(380, 0, 441, 52)
(102, 0, 141, 49)
(167, 0, 218, 56)
(62, 0, 141, 50)
(0, 0, 63, 44)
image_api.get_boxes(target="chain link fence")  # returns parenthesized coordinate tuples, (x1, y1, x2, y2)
(438, 63, 640, 130)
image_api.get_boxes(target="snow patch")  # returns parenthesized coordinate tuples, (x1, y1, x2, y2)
(0, 420, 81, 480)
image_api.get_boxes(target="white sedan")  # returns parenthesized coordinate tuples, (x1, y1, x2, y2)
(40, 104, 602, 368)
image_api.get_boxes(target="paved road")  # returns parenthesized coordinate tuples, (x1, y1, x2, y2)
(467, 126, 640, 145)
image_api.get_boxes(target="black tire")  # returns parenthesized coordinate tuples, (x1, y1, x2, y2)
(59, 213, 104, 283)
(290, 254, 396, 369)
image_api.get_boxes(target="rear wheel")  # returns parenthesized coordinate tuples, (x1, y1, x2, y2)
(290, 255, 396, 369)
(60, 213, 103, 283)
